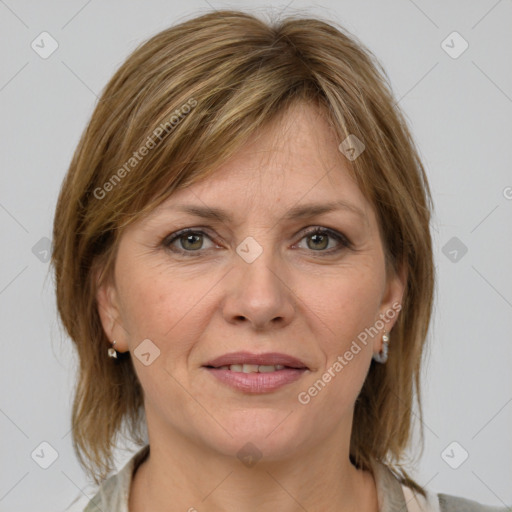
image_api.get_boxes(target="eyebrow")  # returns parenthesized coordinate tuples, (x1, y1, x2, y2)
(164, 200, 366, 223)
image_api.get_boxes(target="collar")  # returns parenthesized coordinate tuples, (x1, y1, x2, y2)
(368, 457, 409, 511)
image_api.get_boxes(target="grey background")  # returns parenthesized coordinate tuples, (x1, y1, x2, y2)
(1, 1, 511, 511)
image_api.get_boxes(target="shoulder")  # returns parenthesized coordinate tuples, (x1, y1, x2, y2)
(60, 474, 123, 512)
(400, 479, 509, 512)
(437, 493, 510, 512)
(83, 470, 126, 512)
(77, 444, 149, 512)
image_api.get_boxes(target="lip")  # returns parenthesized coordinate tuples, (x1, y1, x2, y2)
(203, 351, 308, 369)
(205, 367, 307, 393)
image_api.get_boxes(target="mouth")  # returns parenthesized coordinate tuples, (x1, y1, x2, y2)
(203, 351, 309, 371)
(202, 352, 309, 393)
(206, 363, 292, 373)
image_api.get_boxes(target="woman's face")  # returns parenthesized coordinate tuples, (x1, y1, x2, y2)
(97, 102, 405, 461)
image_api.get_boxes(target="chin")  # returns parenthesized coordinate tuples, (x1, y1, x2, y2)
(204, 410, 307, 459)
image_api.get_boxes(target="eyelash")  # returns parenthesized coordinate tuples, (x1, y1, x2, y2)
(162, 226, 351, 257)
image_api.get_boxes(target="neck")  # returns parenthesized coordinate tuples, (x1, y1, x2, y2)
(129, 428, 378, 512)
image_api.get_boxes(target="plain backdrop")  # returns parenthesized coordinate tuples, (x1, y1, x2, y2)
(0, 1, 511, 511)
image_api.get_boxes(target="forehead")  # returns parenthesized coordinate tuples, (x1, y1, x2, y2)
(146, 102, 372, 224)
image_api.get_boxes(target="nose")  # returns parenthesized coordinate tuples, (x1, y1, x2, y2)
(221, 248, 295, 331)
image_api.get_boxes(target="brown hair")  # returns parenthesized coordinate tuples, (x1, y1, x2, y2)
(51, 9, 434, 493)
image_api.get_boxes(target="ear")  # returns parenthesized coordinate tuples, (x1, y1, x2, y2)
(95, 266, 128, 353)
(377, 260, 407, 336)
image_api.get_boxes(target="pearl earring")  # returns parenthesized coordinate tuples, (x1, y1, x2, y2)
(108, 340, 118, 359)
(372, 331, 390, 364)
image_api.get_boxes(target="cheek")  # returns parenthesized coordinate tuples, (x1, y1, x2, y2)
(116, 256, 219, 369)
(298, 261, 385, 352)
(118, 274, 172, 339)
(296, 269, 382, 416)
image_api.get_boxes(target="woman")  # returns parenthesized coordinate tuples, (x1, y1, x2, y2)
(53, 9, 508, 512)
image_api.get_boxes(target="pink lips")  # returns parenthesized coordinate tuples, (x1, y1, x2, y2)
(203, 351, 308, 369)
(203, 351, 309, 394)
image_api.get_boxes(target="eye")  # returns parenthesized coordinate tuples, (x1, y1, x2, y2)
(295, 227, 350, 254)
(163, 228, 216, 255)
(162, 226, 351, 257)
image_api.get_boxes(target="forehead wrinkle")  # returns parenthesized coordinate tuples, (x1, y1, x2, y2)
(153, 199, 367, 227)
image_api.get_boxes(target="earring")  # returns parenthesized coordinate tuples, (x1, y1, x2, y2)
(108, 340, 118, 359)
(373, 331, 390, 364)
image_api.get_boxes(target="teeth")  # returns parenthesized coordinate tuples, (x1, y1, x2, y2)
(259, 365, 277, 373)
(223, 364, 286, 373)
(257, 364, 286, 372)
(242, 364, 259, 373)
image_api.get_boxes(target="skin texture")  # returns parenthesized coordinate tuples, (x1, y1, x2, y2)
(97, 101, 406, 512)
